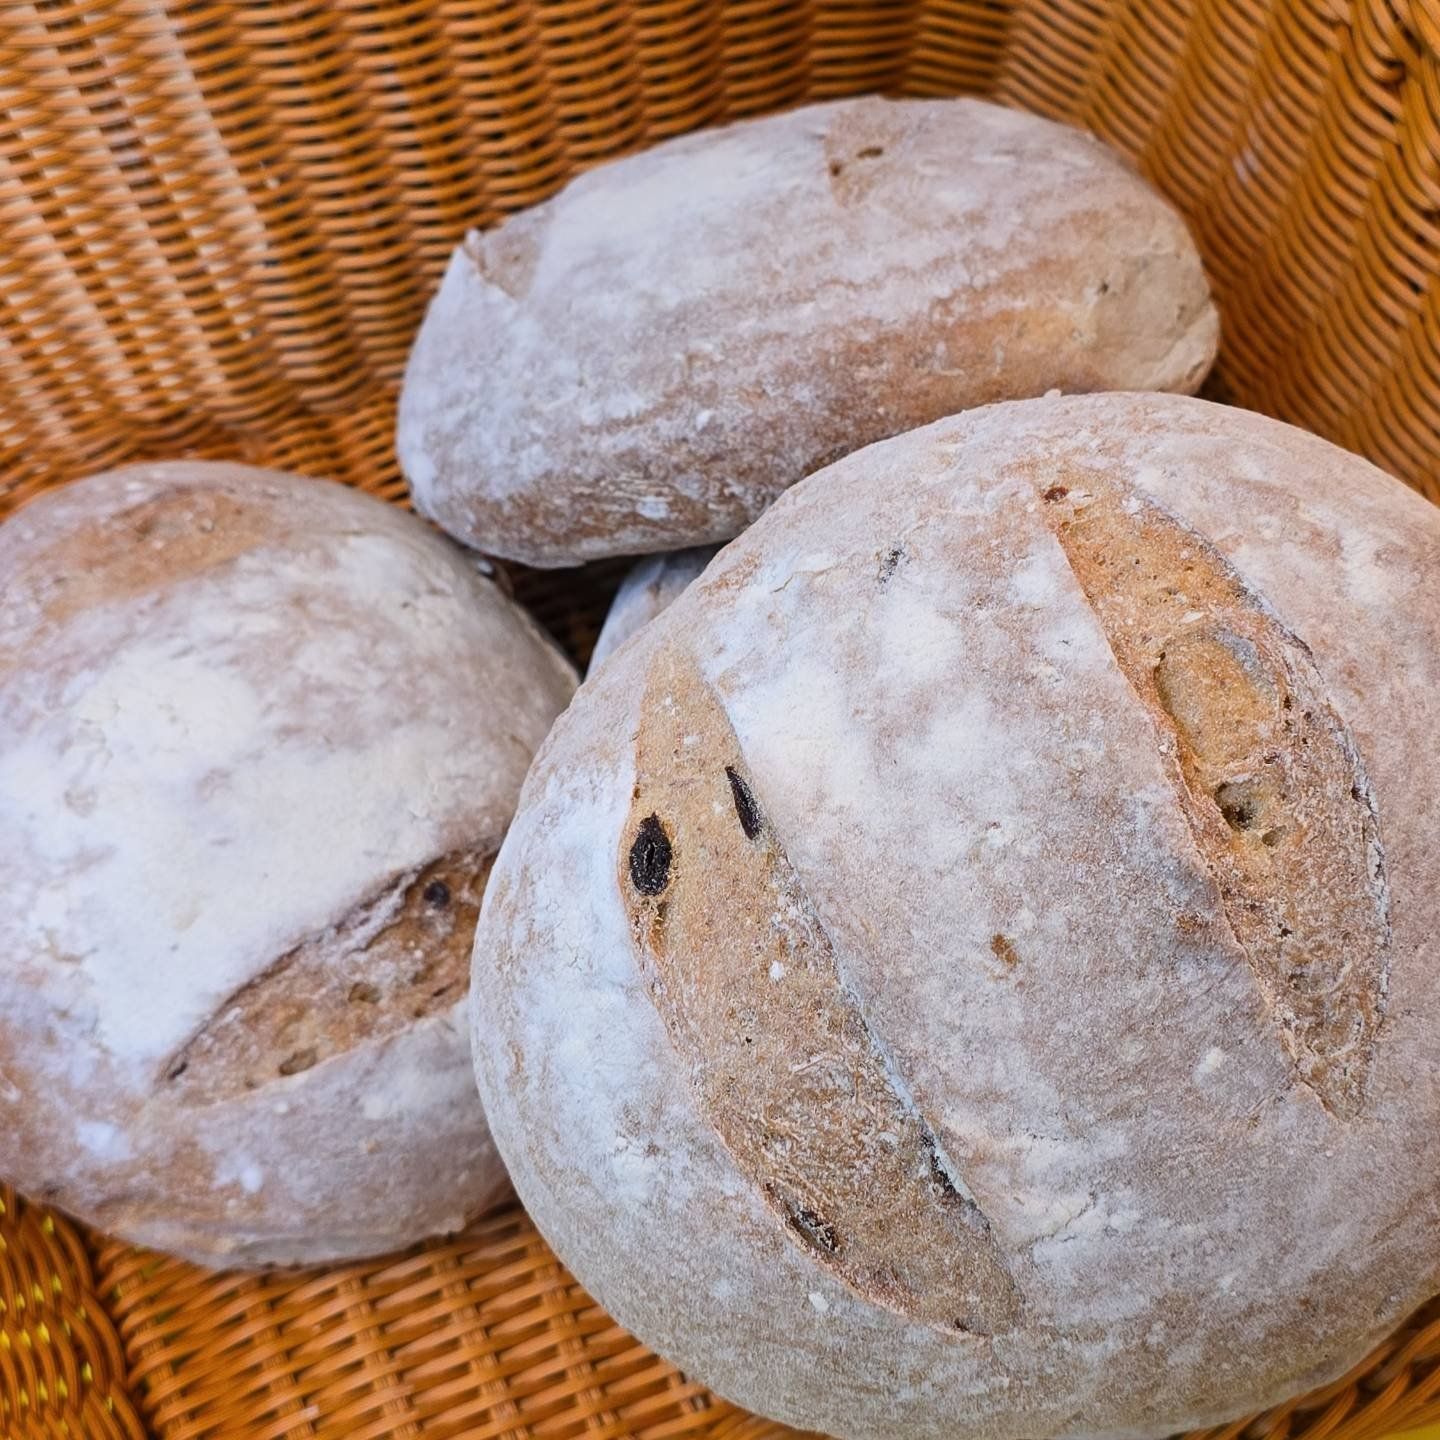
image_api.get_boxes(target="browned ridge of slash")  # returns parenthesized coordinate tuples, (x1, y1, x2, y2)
(161, 846, 494, 1102)
(619, 642, 1021, 1335)
(1039, 475, 1389, 1119)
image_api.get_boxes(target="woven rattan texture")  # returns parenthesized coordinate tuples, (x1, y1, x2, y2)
(3, 0, 1438, 514)
(4, 1, 1440, 1438)
(0, 1186, 147, 1440)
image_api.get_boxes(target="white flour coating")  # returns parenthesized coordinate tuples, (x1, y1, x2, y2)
(7, 537, 508, 1065)
(589, 546, 719, 673)
(476, 758, 699, 1213)
(471, 394, 1440, 1440)
(0, 462, 577, 1265)
(399, 96, 1218, 565)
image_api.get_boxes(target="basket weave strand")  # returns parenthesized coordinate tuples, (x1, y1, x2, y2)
(3, 2, 1440, 1438)
(2, 0, 1438, 516)
(81, 1217, 1440, 1440)
(0, 1187, 146, 1440)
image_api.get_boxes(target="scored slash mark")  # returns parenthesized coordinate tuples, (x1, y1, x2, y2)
(620, 642, 1022, 1334)
(1040, 474, 1389, 1118)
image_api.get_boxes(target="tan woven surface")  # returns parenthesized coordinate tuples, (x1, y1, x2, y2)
(3, 2, 1440, 1437)
(1, 1187, 147, 1440)
(84, 1215, 1440, 1440)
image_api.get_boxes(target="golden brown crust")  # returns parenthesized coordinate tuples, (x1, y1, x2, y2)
(0, 461, 578, 1265)
(621, 643, 1020, 1333)
(1038, 475, 1389, 1118)
(470, 394, 1440, 1440)
(24, 485, 274, 628)
(399, 96, 1218, 565)
(0, 484, 281, 676)
(163, 847, 494, 1103)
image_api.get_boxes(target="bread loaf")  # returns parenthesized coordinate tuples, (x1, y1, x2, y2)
(397, 96, 1219, 566)
(469, 394, 1440, 1440)
(0, 462, 577, 1266)
(590, 547, 717, 671)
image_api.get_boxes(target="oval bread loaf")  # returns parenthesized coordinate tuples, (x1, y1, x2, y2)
(398, 95, 1219, 566)
(470, 394, 1440, 1440)
(589, 547, 717, 672)
(0, 462, 577, 1266)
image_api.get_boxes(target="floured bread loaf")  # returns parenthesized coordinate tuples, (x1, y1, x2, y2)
(590, 547, 717, 671)
(0, 462, 577, 1266)
(398, 95, 1218, 566)
(470, 394, 1440, 1440)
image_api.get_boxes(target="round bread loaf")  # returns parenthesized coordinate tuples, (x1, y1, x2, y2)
(0, 462, 577, 1266)
(470, 394, 1440, 1439)
(590, 547, 717, 672)
(397, 95, 1219, 567)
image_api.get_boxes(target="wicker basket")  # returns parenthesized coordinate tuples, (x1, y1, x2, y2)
(3, 3, 1440, 1438)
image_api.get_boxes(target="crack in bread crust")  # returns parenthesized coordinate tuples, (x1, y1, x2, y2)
(620, 642, 1021, 1334)
(1039, 475, 1390, 1118)
(160, 845, 495, 1102)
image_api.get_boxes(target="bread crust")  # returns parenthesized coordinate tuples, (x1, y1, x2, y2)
(590, 547, 717, 672)
(398, 96, 1219, 566)
(0, 462, 577, 1265)
(471, 394, 1440, 1440)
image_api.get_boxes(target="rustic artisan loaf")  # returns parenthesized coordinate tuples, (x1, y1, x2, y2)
(590, 547, 717, 671)
(397, 96, 1219, 567)
(0, 462, 577, 1266)
(470, 393, 1440, 1440)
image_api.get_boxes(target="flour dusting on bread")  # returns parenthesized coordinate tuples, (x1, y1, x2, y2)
(470, 394, 1440, 1440)
(0, 462, 577, 1264)
(399, 97, 1218, 564)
